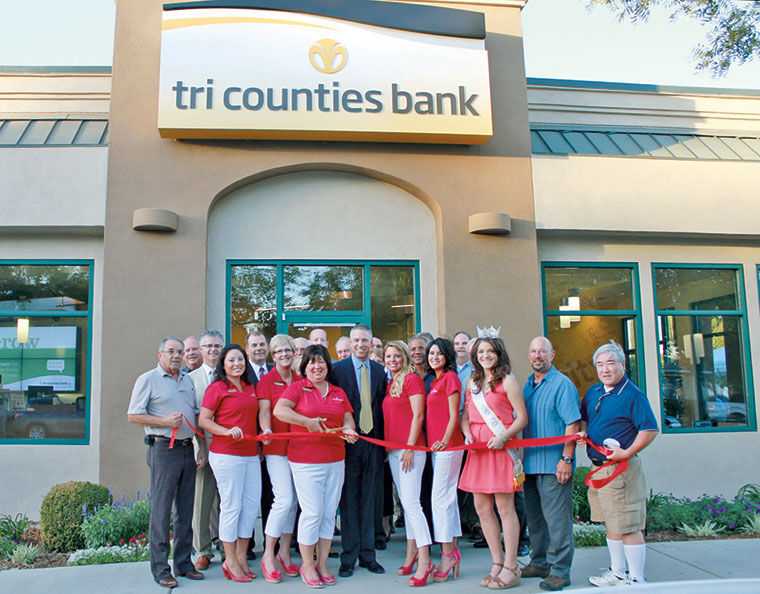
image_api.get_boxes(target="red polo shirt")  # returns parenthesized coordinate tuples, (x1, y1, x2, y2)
(257, 368, 294, 457)
(425, 370, 464, 447)
(281, 379, 353, 464)
(202, 379, 259, 456)
(383, 373, 426, 451)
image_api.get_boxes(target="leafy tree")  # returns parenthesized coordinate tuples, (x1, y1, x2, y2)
(587, 0, 760, 76)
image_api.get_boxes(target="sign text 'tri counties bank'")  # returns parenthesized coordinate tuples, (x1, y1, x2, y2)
(157, 6, 493, 144)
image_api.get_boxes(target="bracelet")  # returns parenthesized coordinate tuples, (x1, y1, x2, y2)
(262, 429, 272, 435)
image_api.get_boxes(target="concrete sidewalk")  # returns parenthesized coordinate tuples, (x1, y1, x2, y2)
(1, 535, 758, 593)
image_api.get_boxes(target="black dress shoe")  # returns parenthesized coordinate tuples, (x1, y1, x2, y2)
(473, 537, 488, 548)
(157, 576, 178, 588)
(246, 550, 257, 560)
(375, 539, 387, 550)
(178, 569, 204, 580)
(328, 550, 339, 558)
(338, 564, 354, 577)
(359, 560, 385, 574)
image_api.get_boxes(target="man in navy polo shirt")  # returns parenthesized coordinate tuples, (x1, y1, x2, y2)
(521, 336, 581, 592)
(578, 341, 658, 587)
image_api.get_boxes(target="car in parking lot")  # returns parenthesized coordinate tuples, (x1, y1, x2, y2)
(4, 395, 86, 439)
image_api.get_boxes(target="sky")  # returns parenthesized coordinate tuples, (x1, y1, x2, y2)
(1, 0, 759, 90)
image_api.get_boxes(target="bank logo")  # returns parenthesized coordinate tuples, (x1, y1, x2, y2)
(309, 39, 347, 74)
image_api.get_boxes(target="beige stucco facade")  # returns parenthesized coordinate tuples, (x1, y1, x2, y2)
(1, 0, 759, 517)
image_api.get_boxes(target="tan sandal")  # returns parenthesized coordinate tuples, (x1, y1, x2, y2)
(487, 564, 520, 590)
(480, 562, 503, 588)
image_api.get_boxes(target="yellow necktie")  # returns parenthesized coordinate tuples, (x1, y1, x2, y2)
(359, 362, 373, 434)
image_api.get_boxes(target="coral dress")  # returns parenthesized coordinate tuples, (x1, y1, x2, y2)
(458, 380, 520, 494)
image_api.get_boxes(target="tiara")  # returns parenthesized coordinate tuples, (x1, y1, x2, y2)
(477, 326, 501, 338)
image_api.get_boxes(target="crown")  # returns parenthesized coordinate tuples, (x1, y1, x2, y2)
(476, 326, 501, 338)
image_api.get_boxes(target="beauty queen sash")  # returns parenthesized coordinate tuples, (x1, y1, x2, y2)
(470, 380, 525, 488)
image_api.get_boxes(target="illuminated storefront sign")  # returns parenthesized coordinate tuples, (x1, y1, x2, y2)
(158, 1, 493, 144)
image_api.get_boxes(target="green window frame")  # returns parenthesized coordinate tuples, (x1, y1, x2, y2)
(541, 262, 645, 398)
(653, 263, 755, 433)
(226, 260, 421, 345)
(0, 260, 93, 445)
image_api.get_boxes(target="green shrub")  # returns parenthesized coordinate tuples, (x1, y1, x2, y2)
(81, 492, 151, 549)
(40, 481, 111, 552)
(0, 513, 31, 541)
(68, 543, 150, 566)
(0, 536, 17, 559)
(573, 521, 607, 547)
(573, 466, 591, 522)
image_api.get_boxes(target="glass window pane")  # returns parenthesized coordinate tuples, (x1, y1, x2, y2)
(370, 266, 416, 342)
(230, 265, 277, 345)
(0, 316, 88, 441)
(547, 314, 640, 399)
(654, 268, 738, 311)
(544, 267, 633, 311)
(283, 265, 363, 311)
(657, 314, 749, 429)
(286, 323, 352, 361)
(0, 265, 90, 311)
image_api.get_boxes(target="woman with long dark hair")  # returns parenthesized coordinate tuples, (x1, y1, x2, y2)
(198, 344, 261, 583)
(424, 337, 464, 583)
(459, 337, 528, 590)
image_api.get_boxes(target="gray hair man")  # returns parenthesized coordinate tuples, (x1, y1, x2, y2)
(189, 329, 224, 570)
(309, 328, 329, 348)
(182, 336, 202, 372)
(246, 331, 271, 384)
(520, 337, 581, 591)
(127, 337, 205, 587)
(578, 341, 658, 587)
(335, 336, 351, 361)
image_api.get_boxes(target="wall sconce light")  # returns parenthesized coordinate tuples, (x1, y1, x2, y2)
(468, 212, 511, 235)
(17, 318, 29, 344)
(132, 208, 179, 232)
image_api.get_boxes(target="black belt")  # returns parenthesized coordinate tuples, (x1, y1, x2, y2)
(591, 459, 606, 467)
(154, 435, 193, 447)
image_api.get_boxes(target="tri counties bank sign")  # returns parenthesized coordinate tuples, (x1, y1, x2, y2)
(157, 0, 493, 144)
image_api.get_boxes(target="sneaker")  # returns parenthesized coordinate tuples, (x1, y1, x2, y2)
(521, 565, 550, 579)
(589, 568, 627, 587)
(517, 543, 531, 557)
(540, 575, 571, 591)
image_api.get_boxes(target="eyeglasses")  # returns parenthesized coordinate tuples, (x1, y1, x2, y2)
(201, 343, 223, 349)
(162, 349, 184, 356)
(274, 348, 293, 355)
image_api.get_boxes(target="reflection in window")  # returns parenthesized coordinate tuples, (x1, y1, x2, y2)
(655, 266, 751, 431)
(370, 266, 416, 342)
(230, 265, 276, 346)
(283, 265, 363, 311)
(0, 263, 91, 442)
(543, 265, 641, 399)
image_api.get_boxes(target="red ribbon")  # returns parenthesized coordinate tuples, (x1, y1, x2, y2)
(170, 417, 626, 488)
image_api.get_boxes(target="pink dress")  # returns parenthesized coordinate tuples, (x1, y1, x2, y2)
(458, 380, 520, 494)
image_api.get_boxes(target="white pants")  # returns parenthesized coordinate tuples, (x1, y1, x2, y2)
(289, 460, 345, 546)
(208, 452, 261, 543)
(388, 450, 432, 547)
(431, 450, 464, 543)
(264, 455, 297, 538)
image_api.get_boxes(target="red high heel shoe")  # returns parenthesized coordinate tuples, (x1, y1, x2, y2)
(408, 562, 435, 587)
(398, 552, 419, 576)
(314, 562, 336, 586)
(299, 565, 325, 589)
(433, 546, 461, 582)
(222, 561, 253, 583)
(261, 560, 281, 583)
(277, 553, 299, 577)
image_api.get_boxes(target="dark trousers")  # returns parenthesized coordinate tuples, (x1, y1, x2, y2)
(147, 439, 196, 581)
(524, 474, 574, 579)
(374, 459, 393, 542)
(340, 440, 382, 566)
(515, 490, 530, 548)
(248, 458, 274, 554)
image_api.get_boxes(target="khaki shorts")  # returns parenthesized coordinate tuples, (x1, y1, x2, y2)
(588, 455, 647, 534)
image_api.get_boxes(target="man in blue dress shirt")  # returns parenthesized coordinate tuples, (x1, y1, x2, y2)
(521, 337, 581, 591)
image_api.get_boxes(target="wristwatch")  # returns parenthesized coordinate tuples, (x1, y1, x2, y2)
(561, 456, 573, 464)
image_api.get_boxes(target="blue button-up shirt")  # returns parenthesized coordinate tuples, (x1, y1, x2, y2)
(522, 366, 581, 474)
(351, 353, 371, 389)
(457, 360, 473, 412)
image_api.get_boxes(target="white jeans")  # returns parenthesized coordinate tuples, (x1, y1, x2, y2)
(208, 452, 261, 543)
(431, 450, 464, 543)
(388, 449, 432, 547)
(264, 455, 297, 538)
(289, 460, 345, 546)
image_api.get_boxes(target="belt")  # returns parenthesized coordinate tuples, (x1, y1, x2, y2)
(591, 459, 606, 467)
(156, 435, 193, 447)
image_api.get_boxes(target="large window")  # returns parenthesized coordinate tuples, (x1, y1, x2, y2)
(654, 264, 754, 432)
(542, 264, 643, 398)
(229, 261, 419, 358)
(0, 262, 92, 443)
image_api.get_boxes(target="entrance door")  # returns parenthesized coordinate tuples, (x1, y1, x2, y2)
(228, 261, 419, 355)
